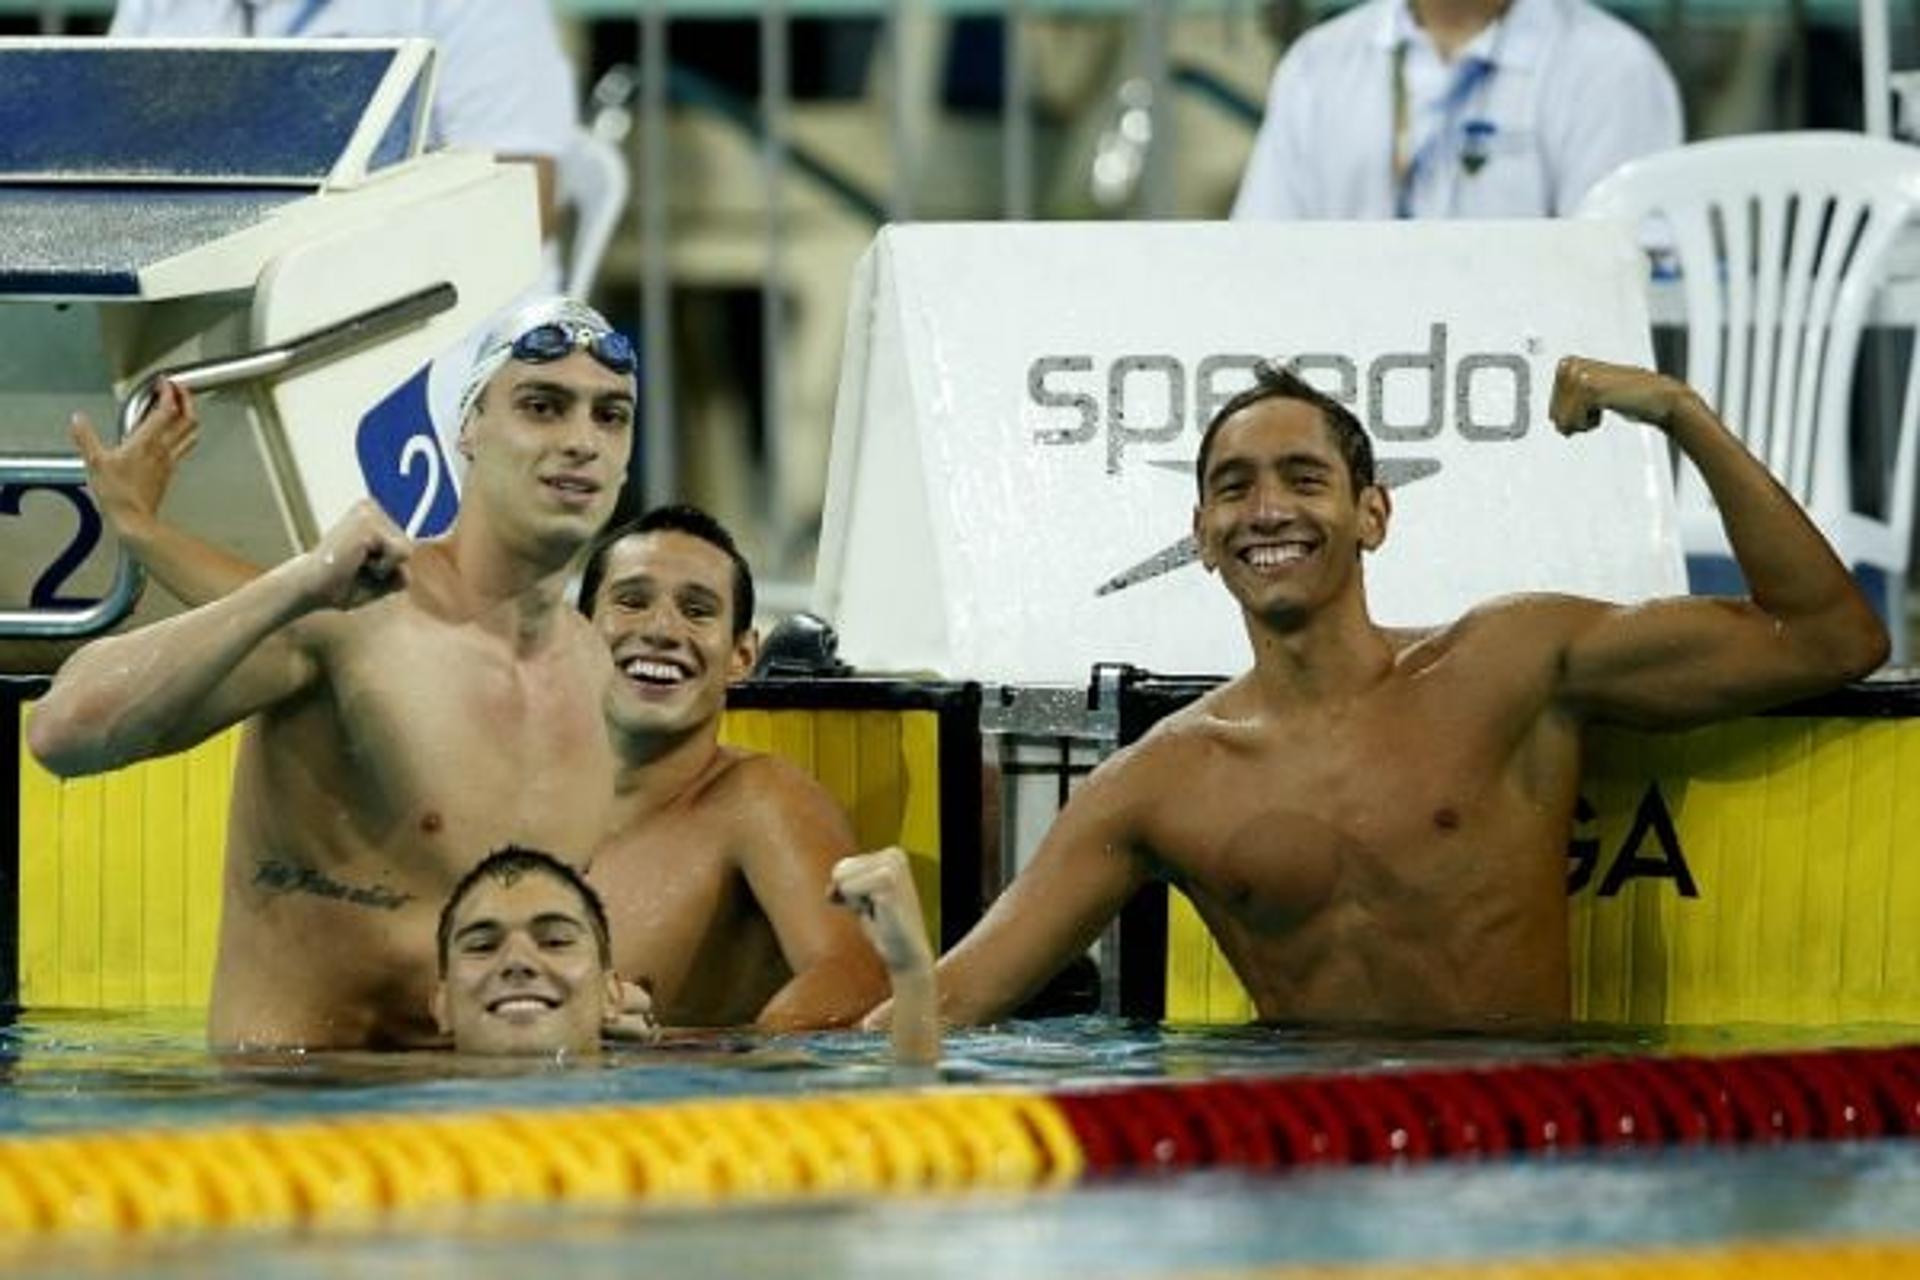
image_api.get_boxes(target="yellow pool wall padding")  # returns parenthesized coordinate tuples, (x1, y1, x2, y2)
(1166, 716, 1920, 1026)
(16, 705, 947, 1010)
(0, 1091, 1083, 1238)
(22, 705, 1920, 1025)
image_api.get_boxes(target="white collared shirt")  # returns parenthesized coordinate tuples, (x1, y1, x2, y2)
(1231, 0, 1682, 220)
(108, 0, 577, 162)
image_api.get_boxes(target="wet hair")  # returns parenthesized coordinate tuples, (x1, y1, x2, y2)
(436, 845, 612, 974)
(576, 503, 756, 636)
(1196, 362, 1376, 498)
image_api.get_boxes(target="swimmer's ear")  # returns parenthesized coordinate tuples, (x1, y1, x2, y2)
(727, 626, 759, 684)
(1357, 484, 1391, 553)
(429, 982, 451, 1036)
(1191, 505, 1217, 572)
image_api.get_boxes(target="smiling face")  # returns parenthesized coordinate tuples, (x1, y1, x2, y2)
(458, 351, 634, 557)
(1193, 396, 1390, 627)
(591, 530, 758, 742)
(433, 868, 619, 1057)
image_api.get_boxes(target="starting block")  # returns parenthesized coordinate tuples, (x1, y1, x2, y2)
(0, 38, 542, 644)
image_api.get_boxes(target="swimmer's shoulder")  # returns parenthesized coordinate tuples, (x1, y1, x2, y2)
(1107, 680, 1251, 770)
(703, 746, 853, 832)
(1394, 593, 1614, 675)
(279, 569, 421, 660)
(287, 544, 466, 669)
(397, 541, 486, 623)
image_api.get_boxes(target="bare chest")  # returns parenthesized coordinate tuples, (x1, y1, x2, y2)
(588, 813, 740, 982)
(1145, 691, 1569, 928)
(293, 620, 615, 860)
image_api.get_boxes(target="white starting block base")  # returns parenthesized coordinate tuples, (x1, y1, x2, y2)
(816, 220, 1685, 683)
(0, 41, 541, 641)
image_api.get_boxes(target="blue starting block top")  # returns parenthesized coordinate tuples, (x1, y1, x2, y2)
(0, 39, 433, 297)
(3, 188, 303, 297)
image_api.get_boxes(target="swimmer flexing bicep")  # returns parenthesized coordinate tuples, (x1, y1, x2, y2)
(1542, 356, 1887, 729)
(28, 500, 411, 777)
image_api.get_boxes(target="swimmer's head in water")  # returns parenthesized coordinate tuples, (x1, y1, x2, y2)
(457, 296, 637, 424)
(432, 845, 618, 1058)
(1197, 362, 1375, 500)
(578, 504, 757, 637)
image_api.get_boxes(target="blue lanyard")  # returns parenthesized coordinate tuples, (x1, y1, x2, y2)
(1391, 42, 1499, 219)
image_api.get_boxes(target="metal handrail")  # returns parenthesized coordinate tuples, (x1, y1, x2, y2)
(0, 282, 456, 640)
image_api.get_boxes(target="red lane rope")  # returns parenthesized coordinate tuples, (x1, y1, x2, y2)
(1048, 1045, 1920, 1176)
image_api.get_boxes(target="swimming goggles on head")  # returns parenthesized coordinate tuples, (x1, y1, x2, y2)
(510, 322, 639, 376)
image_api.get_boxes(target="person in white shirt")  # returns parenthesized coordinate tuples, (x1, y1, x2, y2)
(1231, 0, 1682, 221)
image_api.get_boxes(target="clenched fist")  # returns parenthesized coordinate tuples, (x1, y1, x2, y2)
(1550, 355, 1697, 436)
(295, 500, 412, 612)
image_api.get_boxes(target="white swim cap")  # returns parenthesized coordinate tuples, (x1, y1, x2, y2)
(456, 296, 634, 424)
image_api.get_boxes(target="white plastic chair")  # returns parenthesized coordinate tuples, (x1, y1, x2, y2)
(556, 127, 630, 300)
(1580, 131, 1920, 662)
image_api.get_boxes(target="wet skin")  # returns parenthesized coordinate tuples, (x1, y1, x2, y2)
(434, 869, 620, 1057)
(1169, 399, 1574, 1018)
(32, 350, 635, 1049)
(925, 363, 1887, 1029)
(1070, 615, 1582, 1023)
(214, 353, 634, 1048)
(965, 402, 1575, 1023)
(585, 531, 887, 1029)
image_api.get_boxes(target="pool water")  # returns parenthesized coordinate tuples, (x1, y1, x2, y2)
(1, 1011, 1917, 1278)
(10, 1010, 1916, 1135)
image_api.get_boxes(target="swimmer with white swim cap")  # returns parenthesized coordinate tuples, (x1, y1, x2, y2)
(456, 296, 638, 425)
(39, 305, 889, 1044)
(874, 356, 1887, 1032)
(32, 295, 637, 1051)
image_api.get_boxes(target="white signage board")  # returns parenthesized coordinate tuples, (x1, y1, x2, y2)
(815, 220, 1684, 683)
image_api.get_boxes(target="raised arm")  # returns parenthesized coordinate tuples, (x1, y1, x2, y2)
(924, 753, 1150, 1026)
(1548, 356, 1889, 727)
(0, 386, 259, 677)
(736, 760, 891, 1031)
(26, 500, 410, 776)
(830, 847, 938, 1066)
(73, 381, 267, 607)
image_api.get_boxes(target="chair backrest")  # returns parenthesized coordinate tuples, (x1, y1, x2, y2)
(1579, 132, 1920, 556)
(556, 127, 629, 300)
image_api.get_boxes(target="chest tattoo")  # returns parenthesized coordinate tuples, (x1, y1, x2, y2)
(252, 859, 415, 911)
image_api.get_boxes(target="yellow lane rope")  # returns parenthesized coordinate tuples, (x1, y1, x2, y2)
(0, 1090, 1075, 1238)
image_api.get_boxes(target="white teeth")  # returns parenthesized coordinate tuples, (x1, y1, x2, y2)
(490, 997, 555, 1015)
(1245, 543, 1311, 568)
(621, 658, 686, 683)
